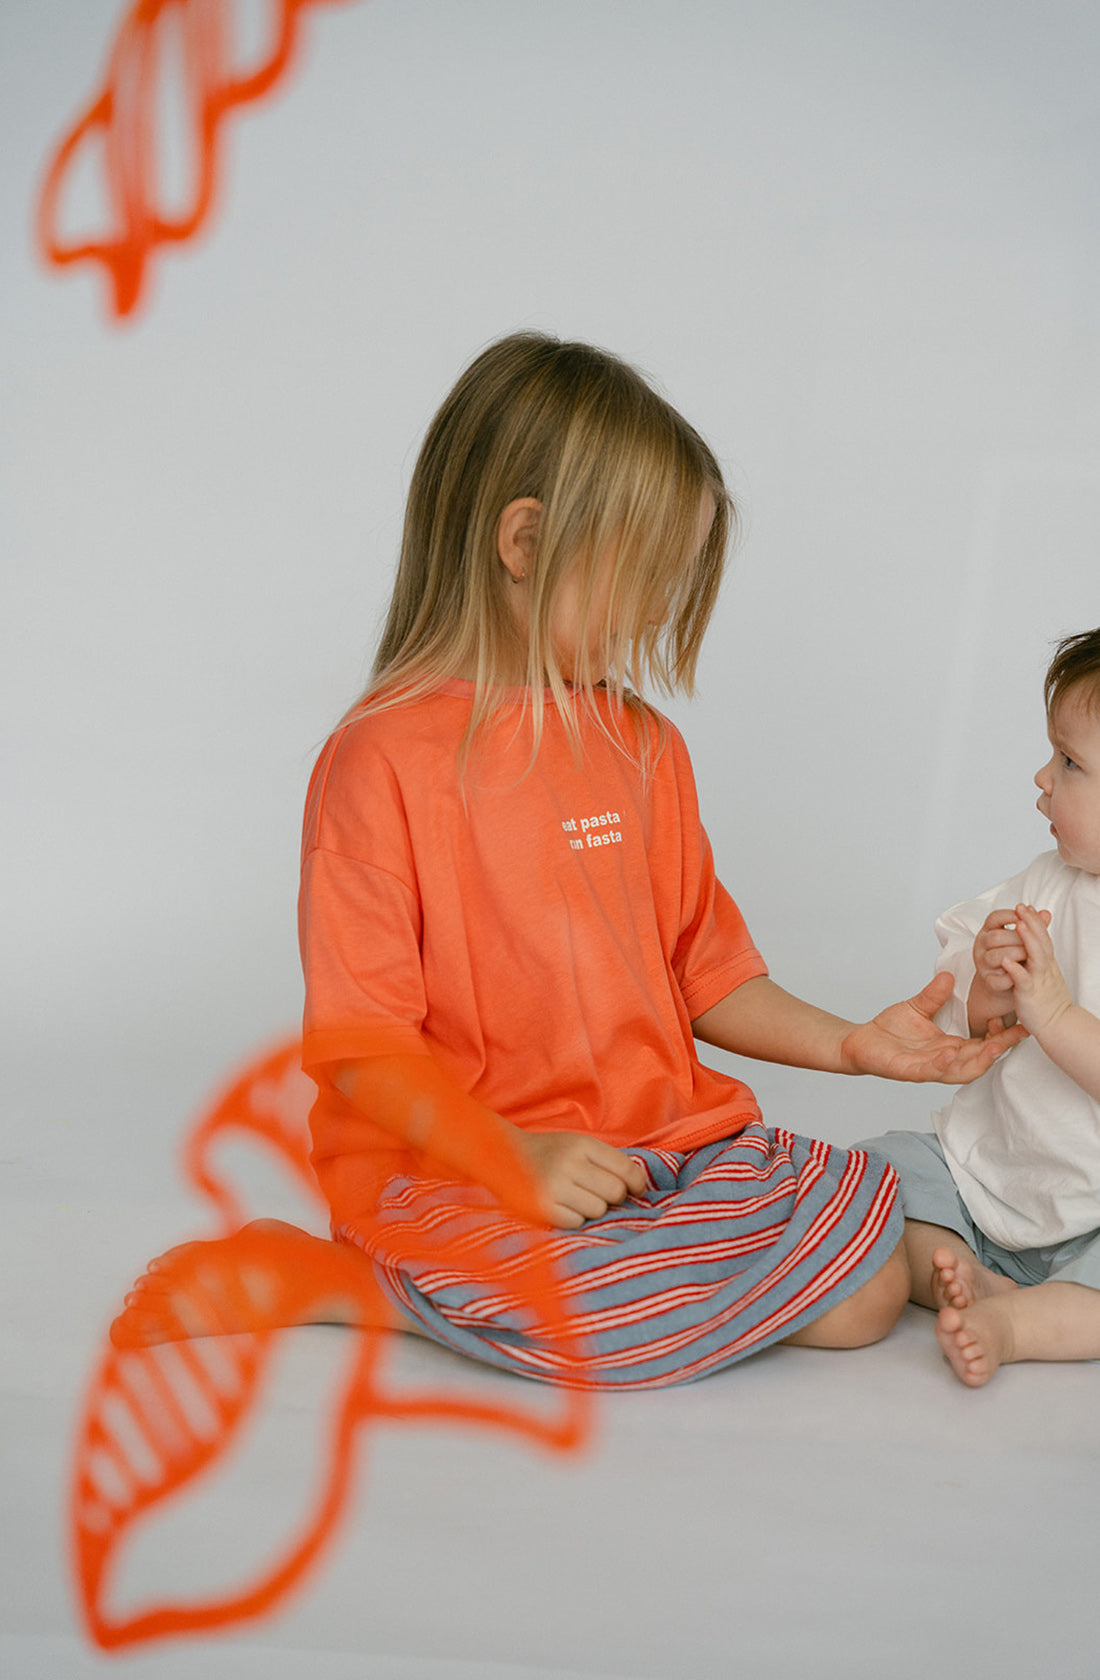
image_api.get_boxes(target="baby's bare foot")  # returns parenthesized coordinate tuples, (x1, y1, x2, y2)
(930, 1246, 1017, 1311)
(935, 1300, 1015, 1387)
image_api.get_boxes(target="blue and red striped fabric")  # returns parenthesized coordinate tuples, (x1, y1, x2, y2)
(341, 1127, 902, 1388)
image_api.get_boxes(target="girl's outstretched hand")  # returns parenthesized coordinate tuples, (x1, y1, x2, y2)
(512, 1130, 648, 1229)
(839, 972, 1028, 1083)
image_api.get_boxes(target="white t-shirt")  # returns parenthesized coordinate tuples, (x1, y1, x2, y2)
(932, 850, 1100, 1250)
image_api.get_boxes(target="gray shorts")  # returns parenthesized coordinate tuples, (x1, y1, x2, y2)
(858, 1130, 1100, 1290)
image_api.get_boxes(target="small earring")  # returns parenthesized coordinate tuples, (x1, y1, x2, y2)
(512, 571, 526, 583)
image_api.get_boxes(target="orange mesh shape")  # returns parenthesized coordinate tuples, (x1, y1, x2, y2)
(36, 0, 358, 319)
(181, 1037, 327, 1229)
(72, 1040, 591, 1651)
(76, 1226, 385, 1648)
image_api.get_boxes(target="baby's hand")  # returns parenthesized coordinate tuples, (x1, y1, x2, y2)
(1001, 902, 1071, 1038)
(973, 908, 1037, 996)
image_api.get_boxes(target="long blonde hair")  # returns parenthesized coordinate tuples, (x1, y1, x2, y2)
(351, 332, 736, 754)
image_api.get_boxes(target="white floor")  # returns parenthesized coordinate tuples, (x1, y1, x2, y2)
(4, 1054, 1099, 1680)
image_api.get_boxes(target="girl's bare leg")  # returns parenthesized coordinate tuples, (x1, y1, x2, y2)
(899, 1218, 1017, 1311)
(783, 1239, 909, 1349)
(937, 1280, 1100, 1387)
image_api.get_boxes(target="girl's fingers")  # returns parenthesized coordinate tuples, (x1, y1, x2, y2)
(586, 1141, 647, 1195)
(569, 1162, 629, 1207)
(560, 1183, 613, 1222)
(552, 1147, 648, 1223)
(523, 1133, 648, 1225)
(973, 1038, 1010, 1074)
(953, 1021, 1034, 1075)
(550, 1202, 587, 1230)
(965, 1024, 1026, 1073)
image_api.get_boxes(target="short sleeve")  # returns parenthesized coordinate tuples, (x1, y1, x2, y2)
(298, 728, 437, 1226)
(299, 849, 431, 1072)
(299, 725, 433, 1074)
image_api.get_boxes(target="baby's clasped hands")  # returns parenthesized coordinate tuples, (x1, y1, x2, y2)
(1001, 902, 1073, 1038)
(968, 904, 1053, 1038)
(973, 906, 1045, 999)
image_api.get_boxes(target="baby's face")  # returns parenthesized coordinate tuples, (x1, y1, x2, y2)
(1034, 690, 1100, 874)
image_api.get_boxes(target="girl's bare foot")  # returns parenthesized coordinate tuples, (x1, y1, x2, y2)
(111, 1219, 405, 1347)
(936, 1299, 1014, 1387)
(930, 1245, 1018, 1311)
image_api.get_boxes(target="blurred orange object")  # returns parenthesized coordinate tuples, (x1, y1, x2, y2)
(36, 0, 357, 318)
(71, 1039, 590, 1650)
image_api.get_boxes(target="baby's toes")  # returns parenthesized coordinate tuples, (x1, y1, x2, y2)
(959, 1345, 990, 1384)
(946, 1275, 969, 1308)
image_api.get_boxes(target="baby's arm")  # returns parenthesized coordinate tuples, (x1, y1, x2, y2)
(1002, 904, 1100, 1101)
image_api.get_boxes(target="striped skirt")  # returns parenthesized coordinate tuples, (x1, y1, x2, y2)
(340, 1125, 902, 1390)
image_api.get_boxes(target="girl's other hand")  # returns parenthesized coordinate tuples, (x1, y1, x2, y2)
(512, 1131, 648, 1229)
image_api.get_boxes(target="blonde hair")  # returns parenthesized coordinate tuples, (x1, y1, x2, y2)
(351, 332, 736, 755)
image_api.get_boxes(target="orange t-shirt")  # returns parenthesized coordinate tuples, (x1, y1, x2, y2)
(299, 683, 768, 1220)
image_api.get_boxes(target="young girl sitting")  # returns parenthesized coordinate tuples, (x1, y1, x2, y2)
(862, 629, 1100, 1387)
(120, 332, 1020, 1384)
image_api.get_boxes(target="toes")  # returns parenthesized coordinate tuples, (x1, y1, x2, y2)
(931, 1248, 976, 1311)
(126, 1273, 173, 1301)
(936, 1306, 994, 1387)
(950, 1325, 983, 1363)
(110, 1305, 179, 1348)
(957, 1347, 989, 1385)
(146, 1243, 198, 1274)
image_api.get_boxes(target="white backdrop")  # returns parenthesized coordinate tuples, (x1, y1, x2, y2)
(4, 0, 1099, 1132)
(4, 6, 1100, 1677)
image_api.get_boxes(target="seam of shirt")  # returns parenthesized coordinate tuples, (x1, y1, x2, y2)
(303, 842, 418, 901)
(680, 950, 768, 1013)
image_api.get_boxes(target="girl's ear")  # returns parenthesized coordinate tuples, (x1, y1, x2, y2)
(496, 498, 542, 581)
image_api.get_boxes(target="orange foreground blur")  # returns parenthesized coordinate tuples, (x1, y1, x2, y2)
(36, 0, 358, 319)
(71, 1040, 590, 1650)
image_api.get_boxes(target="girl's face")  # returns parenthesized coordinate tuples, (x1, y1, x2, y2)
(549, 556, 617, 681)
(1034, 689, 1100, 874)
(549, 492, 716, 682)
